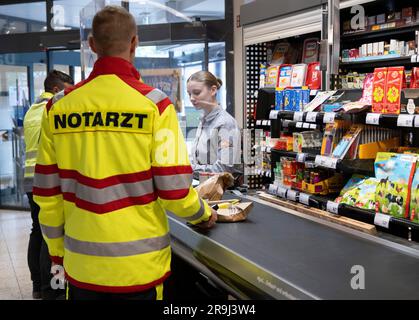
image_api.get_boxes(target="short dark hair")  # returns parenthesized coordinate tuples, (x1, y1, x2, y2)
(44, 70, 74, 93)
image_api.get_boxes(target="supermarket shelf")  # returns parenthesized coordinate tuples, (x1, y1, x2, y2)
(266, 186, 419, 241)
(270, 110, 366, 125)
(340, 55, 418, 69)
(341, 22, 419, 42)
(271, 149, 375, 176)
(365, 112, 419, 129)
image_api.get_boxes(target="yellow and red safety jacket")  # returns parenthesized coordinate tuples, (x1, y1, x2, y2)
(33, 56, 211, 293)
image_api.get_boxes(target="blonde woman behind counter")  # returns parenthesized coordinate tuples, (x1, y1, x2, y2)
(187, 71, 242, 180)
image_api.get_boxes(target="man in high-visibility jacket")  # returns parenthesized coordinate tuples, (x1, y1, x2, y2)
(33, 5, 217, 300)
(24, 70, 74, 299)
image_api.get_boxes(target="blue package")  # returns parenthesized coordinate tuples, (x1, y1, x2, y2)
(322, 103, 343, 112)
(294, 89, 302, 111)
(301, 89, 310, 110)
(275, 88, 284, 110)
(283, 89, 294, 111)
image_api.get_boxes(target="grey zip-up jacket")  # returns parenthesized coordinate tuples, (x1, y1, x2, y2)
(190, 106, 242, 178)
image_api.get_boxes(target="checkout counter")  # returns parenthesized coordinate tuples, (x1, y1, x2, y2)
(168, 191, 419, 300)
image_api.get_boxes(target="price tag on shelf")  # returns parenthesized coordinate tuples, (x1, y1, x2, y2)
(296, 122, 303, 128)
(366, 113, 380, 125)
(326, 201, 339, 215)
(411, 54, 418, 63)
(306, 112, 318, 123)
(309, 124, 317, 129)
(323, 112, 336, 124)
(277, 186, 287, 198)
(415, 116, 419, 128)
(293, 112, 304, 122)
(315, 155, 338, 169)
(261, 120, 267, 126)
(268, 184, 277, 195)
(299, 193, 310, 205)
(303, 122, 310, 128)
(397, 114, 415, 127)
(310, 90, 318, 96)
(269, 110, 279, 120)
(287, 190, 297, 202)
(256, 120, 262, 125)
(296, 153, 307, 163)
(374, 213, 390, 229)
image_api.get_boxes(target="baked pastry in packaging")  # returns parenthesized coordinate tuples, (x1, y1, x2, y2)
(195, 172, 234, 201)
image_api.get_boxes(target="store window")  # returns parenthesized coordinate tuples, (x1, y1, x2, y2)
(129, 0, 225, 26)
(34, 63, 47, 99)
(0, 1, 46, 34)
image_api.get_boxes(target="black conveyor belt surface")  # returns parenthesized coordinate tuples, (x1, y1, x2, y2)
(168, 193, 419, 299)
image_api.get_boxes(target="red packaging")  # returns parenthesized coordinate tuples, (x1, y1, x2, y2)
(410, 67, 419, 88)
(372, 67, 388, 113)
(305, 62, 321, 90)
(349, 49, 360, 60)
(384, 66, 405, 114)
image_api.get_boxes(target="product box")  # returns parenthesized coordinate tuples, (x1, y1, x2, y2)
(372, 42, 379, 56)
(302, 38, 319, 64)
(367, 15, 376, 26)
(385, 66, 405, 114)
(378, 41, 385, 55)
(342, 49, 350, 61)
(349, 48, 359, 60)
(402, 7, 414, 24)
(293, 89, 302, 111)
(305, 62, 321, 90)
(372, 67, 388, 113)
(277, 64, 293, 88)
(283, 89, 294, 111)
(290, 64, 308, 87)
(410, 67, 419, 88)
(389, 39, 398, 54)
(265, 65, 280, 88)
(376, 13, 386, 24)
(275, 87, 284, 110)
(367, 43, 373, 56)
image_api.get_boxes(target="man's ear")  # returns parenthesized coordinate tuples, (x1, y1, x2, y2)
(88, 35, 97, 54)
(130, 35, 138, 53)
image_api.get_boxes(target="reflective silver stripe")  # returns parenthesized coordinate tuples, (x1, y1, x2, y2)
(23, 177, 34, 193)
(52, 90, 65, 104)
(24, 166, 35, 175)
(40, 224, 64, 239)
(154, 174, 192, 191)
(184, 198, 206, 222)
(65, 233, 170, 257)
(145, 89, 166, 104)
(60, 178, 154, 204)
(26, 150, 38, 159)
(33, 173, 60, 188)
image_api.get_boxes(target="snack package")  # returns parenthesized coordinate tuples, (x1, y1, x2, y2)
(372, 67, 388, 113)
(374, 153, 417, 219)
(271, 42, 290, 65)
(195, 172, 235, 201)
(410, 67, 419, 88)
(265, 65, 280, 88)
(336, 176, 378, 210)
(277, 64, 293, 88)
(302, 38, 319, 64)
(409, 162, 419, 223)
(290, 64, 308, 87)
(384, 66, 405, 114)
(275, 87, 284, 110)
(283, 89, 294, 111)
(305, 62, 321, 90)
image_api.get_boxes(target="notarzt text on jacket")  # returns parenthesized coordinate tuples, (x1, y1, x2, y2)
(54, 112, 148, 129)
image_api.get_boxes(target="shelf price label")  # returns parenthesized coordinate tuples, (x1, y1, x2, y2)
(323, 112, 336, 124)
(268, 184, 277, 195)
(303, 122, 310, 128)
(287, 190, 297, 201)
(269, 110, 279, 120)
(366, 113, 380, 125)
(293, 112, 304, 122)
(415, 116, 419, 128)
(296, 153, 307, 163)
(277, 186, 287, 198)
(296, 122, 303, 128)
(309, 124, 317, 129)
(299, 193, 310, 205)
(306, 112, 318, 123)
(256, 120, 262, 125)
(326, 201, 339, 215)
(374, 213, 390, 229)
(315, 155, 338, 169)
(397, 114, 415, 127)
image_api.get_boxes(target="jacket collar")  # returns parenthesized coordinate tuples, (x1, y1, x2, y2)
(202, 105, 222, 123)
(36, 91, 54, 103)
(89, 56, 140, 80)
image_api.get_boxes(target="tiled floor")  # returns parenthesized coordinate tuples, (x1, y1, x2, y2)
(0, 209, 35, 300)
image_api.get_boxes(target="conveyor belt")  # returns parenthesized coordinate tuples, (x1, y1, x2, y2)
(168, 192, 419, 299)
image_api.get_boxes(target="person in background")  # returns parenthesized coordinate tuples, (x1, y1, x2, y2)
(33, 6, 216, 301)
(187, 71, 242, 181)
(24, 70, 74, 299)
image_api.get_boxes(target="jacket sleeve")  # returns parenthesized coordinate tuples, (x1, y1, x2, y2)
(151, 103, 211, 225)
(33, 103, 64, 264)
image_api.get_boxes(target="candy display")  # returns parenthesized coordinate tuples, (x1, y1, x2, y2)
(385, 66, 406, 114)
(336, 176, 378, 210)
(372, 67, 388, 113)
